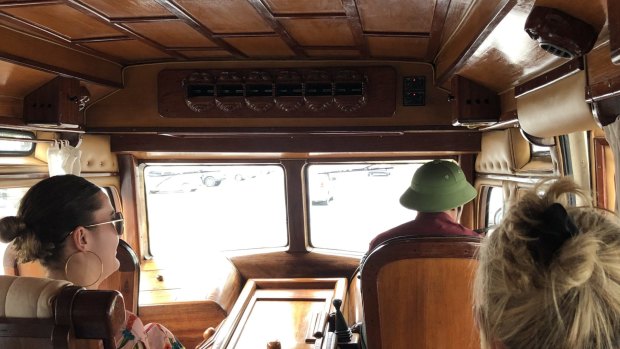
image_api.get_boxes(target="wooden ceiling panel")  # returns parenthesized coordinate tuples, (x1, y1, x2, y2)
(77, 0, 172, 18)
(175, 0, 273, 34)
(262, 0, 345, 15)
(125, 21, 217, 48)
(179, 50, 234, 58)
(82, 40, 171, 62)
(305, 49, 360, 57)
(2, 4, 121, 39)
(367, 37, 428, 58)
(441, 0, 474, 47)
(279, 19, 355, 46)
(0, 60, 55, 98)
(224, 36, 295, 57)
(357, 0, 436, 33)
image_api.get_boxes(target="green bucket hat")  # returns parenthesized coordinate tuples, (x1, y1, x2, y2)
(400, 160, 476, 212)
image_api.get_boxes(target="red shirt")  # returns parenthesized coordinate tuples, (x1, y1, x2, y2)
(368, 212, 479, 250)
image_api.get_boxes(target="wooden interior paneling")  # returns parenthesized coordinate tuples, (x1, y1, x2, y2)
(179, 50, 234, 58)
(610, 0, 620, 64)
(124, 20, 217, 48)
(81, 39, 171, 62)
(77, 0, 171, 18)
(280, 18, 356, 46)
(0, 24, 123, 87)
(223, 36, 295, 57)
(3, 4, 121, 39)
(305, 49, 360, 57)
(440, 0, 475, 48)
(175, 0, 273, 34)
(357, 0, 436, 33)
(0, 96, 21, 118)
(0, 60, 55, 97)
(367, 37, 428, 58)
(587, 43, 620, 90)
(262, 0, 345, 15)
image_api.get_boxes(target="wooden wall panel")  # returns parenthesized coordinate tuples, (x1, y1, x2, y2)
(305, 49, 360, 57)
(3, 4, 121, 39)
(175, 0, 273, 33)
(179, 50, 234, 58)
(0, 60, 55, 97)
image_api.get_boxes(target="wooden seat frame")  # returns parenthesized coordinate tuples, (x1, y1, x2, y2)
(360, 236, 481, 349)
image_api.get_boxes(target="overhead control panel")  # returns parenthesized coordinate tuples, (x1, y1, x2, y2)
(158, 67, 396, 118)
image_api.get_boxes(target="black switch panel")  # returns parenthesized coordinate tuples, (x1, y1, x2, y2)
(403, 76, 426, 106)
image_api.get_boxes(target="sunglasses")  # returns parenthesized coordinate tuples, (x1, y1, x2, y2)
(84, 212, 124, 236)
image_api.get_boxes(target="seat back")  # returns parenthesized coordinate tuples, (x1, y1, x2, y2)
(360, 236, 481, 349)
(3, 239, 140, 314)
(0, 275, 125, 349)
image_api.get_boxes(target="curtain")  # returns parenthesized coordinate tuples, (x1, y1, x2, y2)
(603, 117, 620, 214)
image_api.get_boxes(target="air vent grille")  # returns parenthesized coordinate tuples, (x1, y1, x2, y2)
(540, 43, 573, 59)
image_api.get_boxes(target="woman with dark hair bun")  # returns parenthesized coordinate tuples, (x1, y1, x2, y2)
(474, 178, 620, 349)
(0, 174, 185, 349)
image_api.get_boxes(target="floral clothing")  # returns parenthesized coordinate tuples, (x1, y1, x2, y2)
(116, 311, 185, 349)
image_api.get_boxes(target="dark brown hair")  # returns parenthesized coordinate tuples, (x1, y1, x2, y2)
(0, 175, 102, 267)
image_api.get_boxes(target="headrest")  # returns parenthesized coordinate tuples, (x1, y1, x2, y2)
(0, 275, 70, 318)
(476, 129, 530, 175)
(517, 70, 598, 138)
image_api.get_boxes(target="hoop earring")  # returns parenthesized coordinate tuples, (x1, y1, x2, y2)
(64, 251, 103, 288)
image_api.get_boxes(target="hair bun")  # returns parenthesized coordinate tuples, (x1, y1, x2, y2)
(0, 216, 29, 243)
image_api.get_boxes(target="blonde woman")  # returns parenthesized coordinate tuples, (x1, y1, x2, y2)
(0, 175, 184, 349)
(474, 178, 620, 349)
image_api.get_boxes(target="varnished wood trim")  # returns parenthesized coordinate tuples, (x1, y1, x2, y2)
(246, 0, 306, 57)
(153, 0, 247, 59)
(109, 16, 179, 24)
(594, 137, 609, 208)
(90, 125, 470, 134)
(0, 24, 123, 87)
(587, 75, 620, 102)
(435, 0, 516, 86)
(515, 58, 584, 98)
(71, 36, 131, 43)
(118, 154, 142, 259)
(110, 132, 481, 153)
(0, 0, 62, 7)
(364, 31, 430, 37)
(341, 0, 369, 57)
(273, 13, 347, 19)
(67, 1, 180, 59)
(283, 159, 307, 252)
(608, 0, 619, 65)
(300, 45, 357, 50)
(425, 0, 451, 61)
(168, 46, 229, 51)
(211, 32, 279, 38)
(0, 13, 127, 64)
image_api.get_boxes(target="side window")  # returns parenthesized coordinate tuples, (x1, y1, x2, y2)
(143, 164, 287, 259)
(0, 187, 30, 275)
(485, 186, 504, 233)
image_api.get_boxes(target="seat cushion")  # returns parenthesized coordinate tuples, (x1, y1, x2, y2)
(0, 275, 70, 318)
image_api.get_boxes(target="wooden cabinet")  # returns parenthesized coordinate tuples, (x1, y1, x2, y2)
(206, 278, 348, 349)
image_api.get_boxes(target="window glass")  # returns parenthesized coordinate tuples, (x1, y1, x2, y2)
(485, 186, 504, 234)
(144, 164, 287, 259)
(0, 187, 29, 275)
(0, 130, 35, 155)
(307, 162, 431, 252)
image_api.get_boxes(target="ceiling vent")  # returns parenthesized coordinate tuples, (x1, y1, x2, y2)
(524, 6, 597, 59)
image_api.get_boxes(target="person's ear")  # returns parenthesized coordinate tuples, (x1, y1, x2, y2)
(69, 226, 88, 252)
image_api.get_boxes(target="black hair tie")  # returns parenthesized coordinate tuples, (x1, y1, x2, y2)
(527, 203, 579, 266)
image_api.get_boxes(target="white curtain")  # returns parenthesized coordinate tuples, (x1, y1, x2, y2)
(47, 140, 82, 176)
(603, 117, 620, 214)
